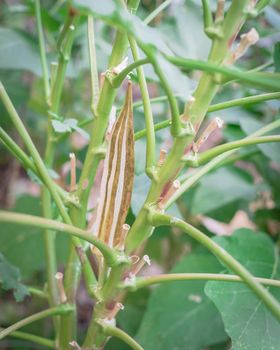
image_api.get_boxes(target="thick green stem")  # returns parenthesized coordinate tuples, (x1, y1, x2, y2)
(0, 305, 74, 341)
(126, 0, 251, 252)
(150, 213, 280, 321)
(133, 273, 280, 290)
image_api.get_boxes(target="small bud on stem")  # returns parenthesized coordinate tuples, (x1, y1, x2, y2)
(55, 272, 67, 304)
(158, 180, 181, 209)
(193, 117, 224, 153)
(69, 153, 76, 192)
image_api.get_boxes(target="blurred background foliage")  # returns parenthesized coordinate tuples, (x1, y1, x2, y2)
(0, 0, 280, 349)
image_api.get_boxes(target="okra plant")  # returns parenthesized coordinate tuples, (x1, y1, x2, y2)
(1, 0, 280, 349)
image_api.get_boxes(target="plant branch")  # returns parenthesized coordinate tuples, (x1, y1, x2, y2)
(34, 0, 50, 100)
(144, 0, 173, 25)
(87, 16, 99, 114)
(129, 37, 156, 178)
(3, 330, 54, 348)
(192, 135, 280, 166)
(0, 211, 121, 267)
(0, 304, 74, 341)
(28, 286, 48, 299)
(150, 213, 280, 321)
(133, 273, 280, 290)
(111, 58, 150, 88)
(166, 55, 280, 91)
(169, 118, 280, 205)
(99, 322, 144, 350)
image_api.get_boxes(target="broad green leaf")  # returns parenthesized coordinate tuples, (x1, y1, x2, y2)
(0, 196, 70, 278)
(0, 28, 41, 75)
(205, 229, 280, 350)
(0, 253, 29, 302)
(191, 166, 255, 216)
(52, 118, 89, 140)
(131, 173, 151, 215)
(136, 253, 228, 350)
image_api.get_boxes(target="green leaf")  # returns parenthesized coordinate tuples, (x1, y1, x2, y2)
(52, 118, 89, 140)
(205, 229, 280, 350)
(131, 173, 151, 215)
(0, 27, 41, 75)
(191, 166, 255, 216)
(0, 253, 29, 302)
(136, 252, 228, 350)
(0, 196, 70, 278)
(274, 42, 280, 72)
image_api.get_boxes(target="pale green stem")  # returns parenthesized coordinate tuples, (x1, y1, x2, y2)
(0, 211, 120, 266)
(99, 322, 144, 350)
(0, 82, 71, 224)
(4, 331, 54, 348)
(166, 55, 280, 91)
(195, 135, 280, 165)
(129, 37, 156, 178)
(133, 273, 280, 290)
(34, 0, 50, 99)
(87, 16, 99, 113)
(150, 213, 280, 321)
(170, 118, 280, 204)
(111, 58, 150, 88)
(28, 286, 48, 299)
(201, 0, 214, 31)
(134, 92, 280, 139)
(144, 0, 173, 24)
(0, 304, 74, 340)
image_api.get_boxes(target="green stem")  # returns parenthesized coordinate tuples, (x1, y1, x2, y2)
(151, 57, 182, 137)
(0, 127, 35, 171)
(4, 330, 54, 348)
(133, 273, 280, 290)
(111, 58, 150, 88)
(201, 0, 214, 32)
(166, 55, 280, 91)
(144, 0, 173, 24)
(0, 304, 74, 340)
(28, 286, 48, 299)
(0, 82, 71, 224)
(99, 322, 144, 350)
(0, 211, 120, 266)
(87, 16, 99, 113)
(196, 135, 280, 165)
(129, 37, 156, 178)
(171, 118, 280, 204)
(126, 0, 251, 252)
(150, 213, 280, 321)
(34, 0, 50, 100)
(134, 92, 280, 139)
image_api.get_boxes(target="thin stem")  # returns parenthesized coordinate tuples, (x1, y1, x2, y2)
(34, 0, 50, 99)
(0, 127, 35, 171)
(87, 16, 99, 113)
(111, 58, 150, 87)
(144, 0, 173, 25)
(150, 213, 280, 321)
(151, 59, 182, 137)
(0, 211, 120, 266)
(201, 0, 214, 31)
(133, 273, 280, 290)
(129, 37, 156, 177)
(100, 322, 144, 350)
(197, 135, 280, 165)
(134, 92, 280, 139)
(171, 118, 280, 205)
(4, 330, 54, 348)
(0, 304, 74, 340)
(0, 82, 71, 224)
(28, 286, 48, 299)
(166, 55, 280, 91)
